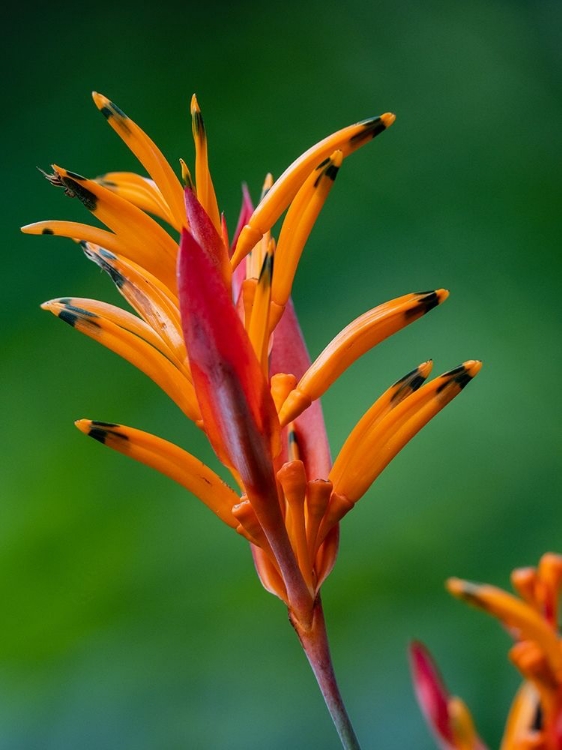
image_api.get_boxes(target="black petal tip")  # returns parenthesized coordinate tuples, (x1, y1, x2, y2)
(60, 177, 98, 211)
(87, 424, 129, 444)
(436, 363, 480, 394)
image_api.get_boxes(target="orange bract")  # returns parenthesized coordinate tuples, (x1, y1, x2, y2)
(413, 554, 562, 750)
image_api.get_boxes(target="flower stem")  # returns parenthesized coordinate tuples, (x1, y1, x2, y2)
(291, 597, 361, 750)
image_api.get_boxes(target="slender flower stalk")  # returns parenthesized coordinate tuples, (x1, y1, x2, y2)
(411, 553, 562, 750)
(25, 93, 481, 747)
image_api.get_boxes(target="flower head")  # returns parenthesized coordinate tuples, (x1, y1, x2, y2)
(411, 553, 562, 750)
(25, 93, 481, 747)
(25, 93, 480, 619)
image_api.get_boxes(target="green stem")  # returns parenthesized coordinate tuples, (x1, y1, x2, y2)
(291, 597, 361, 750)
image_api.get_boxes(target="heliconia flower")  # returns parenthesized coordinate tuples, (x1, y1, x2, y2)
(24, 93, 481, 749)
(412, 553, 562, 750)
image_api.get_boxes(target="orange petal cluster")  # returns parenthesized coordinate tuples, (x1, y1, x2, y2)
(412, 554, 562, 750)
(25, 94, 480, 628)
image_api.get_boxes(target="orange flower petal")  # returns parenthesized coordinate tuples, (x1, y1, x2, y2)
(75, 420, 238, 528)
(279, 291, 448, 427)
(232, 112, 395, 266)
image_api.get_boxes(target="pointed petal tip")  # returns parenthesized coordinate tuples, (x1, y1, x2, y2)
(92, 91, 108, 107)
(74, 418, 90, 434)
(190, 93, 200, 112)
(465, 359, 483, 375)
(180, 159, 194, 189)
(446, 576, 474, 598)
(75, 417, 119, 430)
(446, 578, 492, 614)
(392, 359, 434, 396)
(75, 419, 126, 445)
(438, 360, 482, 393)
(412, 289, 449, 315)
(381, 112, 396, 128)
(331, 148, 344, 167)
(419, 359, 434, 378)
(450, 359, 483, 381)
(92, 93, 127, 122)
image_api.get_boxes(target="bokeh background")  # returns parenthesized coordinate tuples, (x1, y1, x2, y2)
(3, 1, 562, 747)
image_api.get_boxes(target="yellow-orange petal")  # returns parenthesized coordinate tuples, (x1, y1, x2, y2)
(305, 479, 332, 562)
(448, 697, 487, 750)
(509, 641, 556, 692)
(314, 491, 354, 553)
(250, 545, 288, 604)
(500, 682, 541, 750)
(179, 158, 194, 190)
(232, 112, 395, 267)
(270, 372, 298, 413)
(83, 245, 187, 369)
(42, 298, 200, 422)
(537, 553, 562, 628)
(247, 241, 274, 373)
(21, 220, 129, 257)
(269, 150, 343, 330)
(96, 171, 177, 228)
(75, 420, 237, 527)
(232, 498, 277, 561)
(330, 360, 433, 488)
(511, 567, 539, 610)
(447, 578, 562, 683)
(49, 165, 178, 291)
(279, 291, 448, 426)
(191, 94, 221, 235)
(92, 92, 186, 229)
(245, 174, 274, 281)
(314, 524, 340, 590)
(278, 461, 312, 591)
(45, 295, 185, 373)
(330, 360, 481, 505)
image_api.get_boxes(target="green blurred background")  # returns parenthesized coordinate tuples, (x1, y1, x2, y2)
(3, 1, 561, 747)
